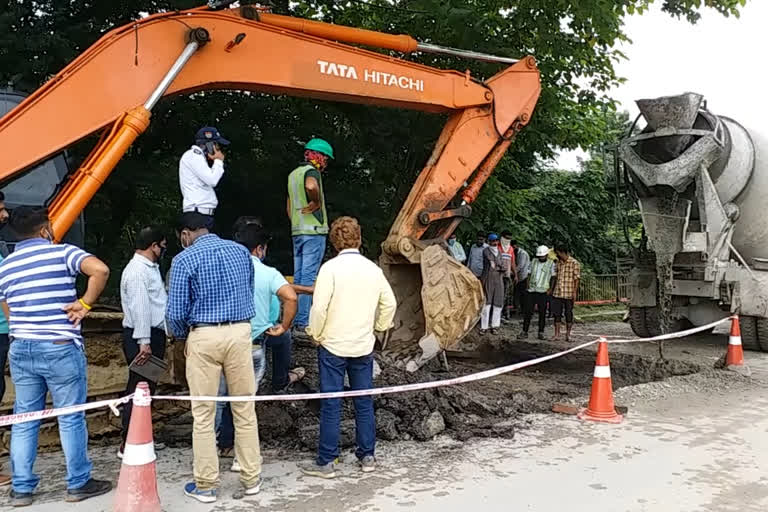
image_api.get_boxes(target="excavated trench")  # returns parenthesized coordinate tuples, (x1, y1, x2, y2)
(153, 336, 701, 451)
(8, 329, 702, 455)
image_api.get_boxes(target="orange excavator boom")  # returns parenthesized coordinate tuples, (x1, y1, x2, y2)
(0, 4, 540, 367)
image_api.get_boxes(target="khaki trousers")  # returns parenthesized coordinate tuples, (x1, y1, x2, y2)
(185, 323, 261, 489)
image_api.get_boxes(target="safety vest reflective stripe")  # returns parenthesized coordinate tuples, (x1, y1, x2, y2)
(288, 164, 329, 236)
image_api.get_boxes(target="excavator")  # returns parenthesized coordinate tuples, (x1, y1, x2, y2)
(0, 3, 540, 371)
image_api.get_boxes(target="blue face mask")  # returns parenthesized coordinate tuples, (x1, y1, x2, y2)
(448, 239, 455, 246)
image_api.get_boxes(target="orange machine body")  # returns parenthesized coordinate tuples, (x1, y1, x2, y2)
(0, 5, 539, 245)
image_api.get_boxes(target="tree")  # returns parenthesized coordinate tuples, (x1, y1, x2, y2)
(0, 0, 748, 292)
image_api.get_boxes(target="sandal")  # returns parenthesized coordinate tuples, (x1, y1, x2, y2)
(288, 367, 306, 384)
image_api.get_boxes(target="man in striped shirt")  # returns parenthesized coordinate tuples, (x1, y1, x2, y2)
(0, 207, 111, 507)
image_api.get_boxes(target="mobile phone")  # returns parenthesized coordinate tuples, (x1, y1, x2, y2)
(204, 141, 216, 157)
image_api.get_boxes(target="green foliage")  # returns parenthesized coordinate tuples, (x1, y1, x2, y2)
(0, 0, 746, 293)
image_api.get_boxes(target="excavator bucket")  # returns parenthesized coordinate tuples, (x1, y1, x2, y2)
(381, 245, 484, 371)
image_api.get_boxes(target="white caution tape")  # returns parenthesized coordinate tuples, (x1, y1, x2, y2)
(0, 395, 133, 428)
(153, 338, 600, 403)
(0, 315, 737, 426)
(602, 316, 733, 344)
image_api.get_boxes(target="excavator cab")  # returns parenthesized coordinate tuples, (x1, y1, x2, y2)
(0, 88, 84, 249)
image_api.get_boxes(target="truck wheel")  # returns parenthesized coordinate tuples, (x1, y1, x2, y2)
(639, 307, 693, 337)
(739, 316, 760, 351)
(754, 318, 768, 352)
(629, 307, 649, 337)
(644, 307, 662, 337)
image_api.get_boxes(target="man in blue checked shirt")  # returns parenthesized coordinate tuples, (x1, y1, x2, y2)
(0, 207, 112, 507)
(166, 212, 261, 503)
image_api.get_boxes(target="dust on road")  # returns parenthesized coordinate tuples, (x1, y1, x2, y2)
(13, 353, 768, 512)
(3, 318, 767, 511)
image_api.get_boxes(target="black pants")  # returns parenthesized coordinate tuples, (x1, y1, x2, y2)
(523, 292, 548, 334)
(0, 333, 9, 403)
(514, 279, 529, 311)
(121, 327, 166, 442)
(551, 297, 575, 324)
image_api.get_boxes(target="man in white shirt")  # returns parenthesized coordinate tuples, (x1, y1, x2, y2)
(178, 126, 230, 227)
(118, 226, 168, 458)
(301, 217, 396, 479)
(447, 233, 466, 263)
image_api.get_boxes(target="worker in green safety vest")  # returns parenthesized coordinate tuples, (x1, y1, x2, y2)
(286, 138, 334, 335)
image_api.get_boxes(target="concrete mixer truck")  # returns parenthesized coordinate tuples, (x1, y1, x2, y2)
(619, 92, 768, 351)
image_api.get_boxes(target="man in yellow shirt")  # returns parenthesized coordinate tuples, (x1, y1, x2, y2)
(301, 217, 397, 478)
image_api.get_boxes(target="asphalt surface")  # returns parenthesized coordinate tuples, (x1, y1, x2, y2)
(4, 328, 768, 511)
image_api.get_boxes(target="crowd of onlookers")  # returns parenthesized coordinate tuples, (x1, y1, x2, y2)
(0, 129, 397, 507)
(0, 124, 583, 507)
(448, 231, 581, 341)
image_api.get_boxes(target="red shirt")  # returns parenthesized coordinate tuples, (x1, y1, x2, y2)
(499, 245, 516, 275)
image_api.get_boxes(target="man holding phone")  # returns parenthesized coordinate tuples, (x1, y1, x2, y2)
(118, 226, 169, 459)
(178, 126, 230, 228)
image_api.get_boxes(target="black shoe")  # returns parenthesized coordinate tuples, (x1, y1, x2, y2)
(537, 332, 546, 340)
(517, 331, 528, 340)
(65, 478, 112, 503)
(10, 490, 33, 508)
(490, 328, 499, 335)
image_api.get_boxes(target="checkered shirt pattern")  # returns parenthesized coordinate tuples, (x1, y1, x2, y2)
(167, 233, 255, 338)
(553, 256, 581, 299)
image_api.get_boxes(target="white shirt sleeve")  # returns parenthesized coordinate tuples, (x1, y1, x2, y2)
(188, 155, 224, 188)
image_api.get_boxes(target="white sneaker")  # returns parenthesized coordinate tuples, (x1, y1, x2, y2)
(244, 477, 261, 496)
(230, 458, 241, 473)
(360, 455, 376, 473)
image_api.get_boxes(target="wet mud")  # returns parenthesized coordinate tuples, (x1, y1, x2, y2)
(15, 324, 703, 455)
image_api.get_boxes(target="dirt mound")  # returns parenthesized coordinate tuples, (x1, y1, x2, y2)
(19, 323, 708, 454)
(154, 335, 702, 450)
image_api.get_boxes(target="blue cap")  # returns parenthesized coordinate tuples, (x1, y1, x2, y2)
(488, 233, 499, 241)
(195, 126, 230, 146)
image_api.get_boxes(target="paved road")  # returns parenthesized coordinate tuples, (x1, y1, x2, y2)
(9, 362, 768, 512)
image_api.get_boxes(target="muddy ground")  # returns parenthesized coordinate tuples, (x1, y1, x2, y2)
(117, 317, 712, 452)
(7, 314, 740, 456)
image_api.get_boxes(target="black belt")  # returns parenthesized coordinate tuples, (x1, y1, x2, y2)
(192, 321, 249, 329)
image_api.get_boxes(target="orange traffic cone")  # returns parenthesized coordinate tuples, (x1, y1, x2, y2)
(114, 382, 161, 512)
(726, 315, 745, 366)
(578, 339, 623, 424)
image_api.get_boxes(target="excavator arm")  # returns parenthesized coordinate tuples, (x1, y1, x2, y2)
(0, 4, 540, 368)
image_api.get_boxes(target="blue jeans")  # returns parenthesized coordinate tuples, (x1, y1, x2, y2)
(215, 344, 265, 449)
(292, 234, 326, 327)
(317, 347, 375, 465)
(263, 330, 293, 392)
(9, 340, 92, 493)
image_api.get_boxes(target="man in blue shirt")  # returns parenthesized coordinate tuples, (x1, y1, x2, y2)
(167, 212, 261, 503)
(215, 219, 302, 472)
(0, 207, 111, 507)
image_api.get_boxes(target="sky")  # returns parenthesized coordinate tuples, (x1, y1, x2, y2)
(557, 0, 768, 170)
